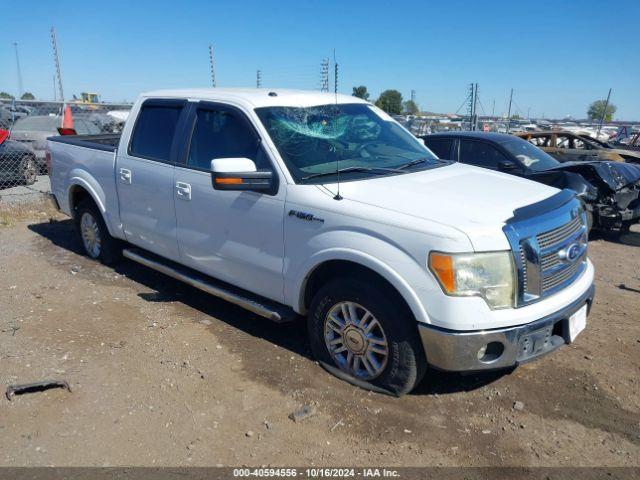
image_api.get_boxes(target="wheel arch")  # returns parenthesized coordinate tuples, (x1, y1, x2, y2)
(67, 179, 117, 237)
(296, 251, 430, 324)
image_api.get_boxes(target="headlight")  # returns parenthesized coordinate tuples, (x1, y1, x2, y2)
(428, 251, 515, 309)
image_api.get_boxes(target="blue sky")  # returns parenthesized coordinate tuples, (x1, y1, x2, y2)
(1, 0, 638, 119)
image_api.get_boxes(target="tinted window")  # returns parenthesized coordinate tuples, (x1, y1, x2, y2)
(130, 105, 182, 161)
(459, 140, 509, 169)
(187, 108, 266, 170)
(423, 138, 453, 159)
(501, 139, 559, 172)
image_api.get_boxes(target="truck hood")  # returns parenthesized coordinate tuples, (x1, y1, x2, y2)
(330, 162, 559, 251)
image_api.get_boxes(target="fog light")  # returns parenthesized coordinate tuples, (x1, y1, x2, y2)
(477, 342, 504, 363)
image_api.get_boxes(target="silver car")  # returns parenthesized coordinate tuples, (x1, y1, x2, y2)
(10, 115, 101, 172)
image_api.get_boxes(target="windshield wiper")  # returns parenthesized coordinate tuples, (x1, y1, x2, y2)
(397, 158, 428, 170)
(301, 166, 404, 181)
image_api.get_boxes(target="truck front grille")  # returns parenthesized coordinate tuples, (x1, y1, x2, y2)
(536, 215, 583, 250)
(503, 192, 588, 307)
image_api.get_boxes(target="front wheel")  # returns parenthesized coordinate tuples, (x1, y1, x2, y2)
(308, 278, 427, 396)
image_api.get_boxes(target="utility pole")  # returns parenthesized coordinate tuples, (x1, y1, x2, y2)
(320, 58, 329, 92)
(53, 75, 56, 101)
(334, 60, 338, 94)
(472, 83, 479, 130)
(50, 27, 64, 102)
(410, 89, 416, 103)
(467, 83, 474, 131)
(256, 69, 262, 88)
(208, 45, 216, 88)
(13, 42, 23, 98)
(596, 88, 612, 137)
(527, 107, 531, 120)
(492, 99, 495, 118)
(506, 88, 514, 134)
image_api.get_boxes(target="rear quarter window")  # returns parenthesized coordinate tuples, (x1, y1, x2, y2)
(129, 104, 182, 162)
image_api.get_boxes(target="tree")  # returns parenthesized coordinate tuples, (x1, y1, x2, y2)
(375, 90, 403, 115)
(403, 100, 419, 115)
(0, 92, 13, 100)
(352, 86, 370, 100)
(588, 100, 616, 122)
(20, 92, 35, 100)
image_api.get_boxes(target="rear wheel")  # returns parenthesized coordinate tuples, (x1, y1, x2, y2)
(21, 156, 37, 185)
(74, 199, 121, 265)
(308, 277, 427, 396)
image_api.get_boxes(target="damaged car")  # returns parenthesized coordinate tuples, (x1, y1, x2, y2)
(421, 132, 640, 232)
(516, 130, 640, 164)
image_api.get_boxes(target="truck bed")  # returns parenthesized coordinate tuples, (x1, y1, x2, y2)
(48, 134, 121, 152)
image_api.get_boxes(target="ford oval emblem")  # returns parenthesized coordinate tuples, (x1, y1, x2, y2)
(559, 243, 582, 263)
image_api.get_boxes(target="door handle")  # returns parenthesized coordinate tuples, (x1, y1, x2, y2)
(176, 181, 191, 200)
(119, 168, 132, 184)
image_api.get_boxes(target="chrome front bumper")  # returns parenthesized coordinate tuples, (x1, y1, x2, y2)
(418, 284, 595, 372)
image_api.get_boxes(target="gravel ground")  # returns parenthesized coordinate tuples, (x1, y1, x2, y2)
(0, 176, 51, 205)
(0, 199, 639, 467)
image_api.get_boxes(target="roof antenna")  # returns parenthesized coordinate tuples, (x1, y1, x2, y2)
(332, 48, 342, 200)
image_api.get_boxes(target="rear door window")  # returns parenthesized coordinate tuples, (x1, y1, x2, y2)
(129, 102, 183, 162)
(459, 139, 509, 169)
(423, 138, 454, 159)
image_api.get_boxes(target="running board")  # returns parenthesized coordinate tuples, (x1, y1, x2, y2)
(122, 248, 296, 323)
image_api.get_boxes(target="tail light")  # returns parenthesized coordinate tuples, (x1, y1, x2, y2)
(0, 129, 8, 145)
(57, 127, 77, 136)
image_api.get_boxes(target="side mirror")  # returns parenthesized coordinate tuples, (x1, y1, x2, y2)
(211, 158, 274, 193)
(498, 160, 518, 172)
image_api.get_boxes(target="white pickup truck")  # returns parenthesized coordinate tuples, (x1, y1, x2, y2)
(48, 89, 595, 395)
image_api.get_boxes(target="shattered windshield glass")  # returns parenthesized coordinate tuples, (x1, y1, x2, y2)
(501, 138, 560, 172)
(255, 103, 440, 183)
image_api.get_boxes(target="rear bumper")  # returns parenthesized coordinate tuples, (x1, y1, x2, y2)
(418, 283, 595, 372)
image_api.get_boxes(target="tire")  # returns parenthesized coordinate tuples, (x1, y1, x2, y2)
(21, 156, 37, 186)
(308, 277, 427, 396)
(74, 198, 122, 265)
(585, 210, 594, 233)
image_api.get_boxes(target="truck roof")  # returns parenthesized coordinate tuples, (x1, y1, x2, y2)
(140, 88, 369, 108)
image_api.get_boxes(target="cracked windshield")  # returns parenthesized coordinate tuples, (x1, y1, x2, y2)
(256, 103, 441, 183)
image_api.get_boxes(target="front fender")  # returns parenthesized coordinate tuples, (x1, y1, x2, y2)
(288, 246, 432, 325)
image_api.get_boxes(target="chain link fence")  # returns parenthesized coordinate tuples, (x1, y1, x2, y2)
(0, 99, 131, 203)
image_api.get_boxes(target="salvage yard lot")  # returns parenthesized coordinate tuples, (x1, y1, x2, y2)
(0, 199, 639, 466)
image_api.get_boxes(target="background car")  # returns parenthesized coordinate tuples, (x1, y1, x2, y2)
(516, 130, 640, 163)
(9, 115, 101, 172)
(421, 132, 640, 232)
(0, 132, 38, 186)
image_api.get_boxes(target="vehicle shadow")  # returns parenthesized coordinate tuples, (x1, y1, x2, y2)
(28, 218, 508, 395)
(590, 228, 640, 247)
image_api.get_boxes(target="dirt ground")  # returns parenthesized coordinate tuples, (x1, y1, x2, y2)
(0, 198, 639, 467)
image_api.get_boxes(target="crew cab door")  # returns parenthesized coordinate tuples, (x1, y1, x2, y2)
(173, 102, 286, 302)
(116, 99, 187, 261)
